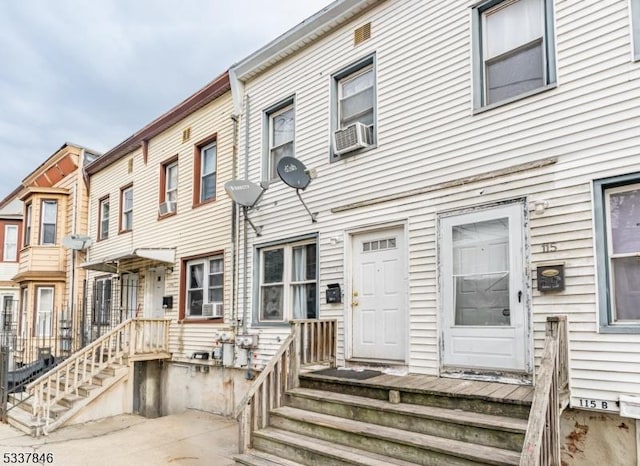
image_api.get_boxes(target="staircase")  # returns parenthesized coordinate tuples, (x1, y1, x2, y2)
(6, 318, 170, 436)
(235, 371, 530, 465)
(234, 317, 569, 466)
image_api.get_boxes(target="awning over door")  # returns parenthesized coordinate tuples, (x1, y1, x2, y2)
(79, 248, 175, 273)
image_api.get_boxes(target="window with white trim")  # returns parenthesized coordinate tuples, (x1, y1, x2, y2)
(257, 239, 317, 324)
(594, 174, 640, 332)
(3, 225, 18, 261)
(473, 0, 556, 108)
(120, 185, 133, 232)
(331, 55, 376, 161)
(24, 203, 32, 247)
(200, 143, 216, 203)
(266, 102, 295, 181)
(40, 200, 57, 245)
(185, 255, 223, 318)
(36, 286, 54, 337)
(99, 197, 110, 240)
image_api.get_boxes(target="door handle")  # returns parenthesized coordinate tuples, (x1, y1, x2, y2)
(518, 291, 522, 303)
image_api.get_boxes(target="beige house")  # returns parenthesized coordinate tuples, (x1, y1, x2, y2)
(12, 143, 98, 365)
(81, 71, 249, 417)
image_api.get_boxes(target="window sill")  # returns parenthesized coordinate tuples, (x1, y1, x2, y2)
(192, 197, 217, 209)
(157, 212, 177, 221)
(473, 83, 557, 115)
(599, 324, 640, 334)
(118, 229, 132, 235)
(179, 318, 224, 324)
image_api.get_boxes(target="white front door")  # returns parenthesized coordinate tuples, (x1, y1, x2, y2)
(440, 203, 528, 372)
(144, 267, 165, 319)
(351, 227, 406, 362)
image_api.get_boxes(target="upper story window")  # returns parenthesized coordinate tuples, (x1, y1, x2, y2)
(472, 0, 556, 108)
(120, 185, 133, 232)
(182, 254, 224, 320)
(594, 173, 640, 332)
(265, 99, 295, 181)
(632, 0, 640, 61)
(40, 200, 57, 245)
(24, 203, 32, 247)
(331, 55, 376, 161)
(256, 238, 317, 325)
(98, 196, 110, 240)
(193, 136, 217, 206)
(3, 225, 18, 261)
(160, 157, 178, 216)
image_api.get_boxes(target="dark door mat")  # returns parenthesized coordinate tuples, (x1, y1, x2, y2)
(312, 368, 382, 380)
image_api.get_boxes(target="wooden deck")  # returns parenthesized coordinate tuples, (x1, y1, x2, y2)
(301, 370, 534, 406)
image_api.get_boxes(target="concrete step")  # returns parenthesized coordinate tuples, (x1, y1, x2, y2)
(285, 387, 527, 451)
(252, 428, 422, 466)
(267, 406, 520, 465)
(234, 449, 306, 466)
(5, 405, 47, 436)
(298, 374, 531, 419)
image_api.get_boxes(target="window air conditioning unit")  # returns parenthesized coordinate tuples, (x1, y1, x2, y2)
(202, 303, 223, 318)
(158, 201, 177, 216)
(333, 122, 371, 155)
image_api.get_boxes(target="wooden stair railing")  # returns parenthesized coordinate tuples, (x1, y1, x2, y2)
(25, 318, 169, 434)
(521, 316, 569, 466)
(235, 319, 337, 454)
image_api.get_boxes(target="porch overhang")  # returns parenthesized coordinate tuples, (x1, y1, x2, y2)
(79, 248, 175, 273)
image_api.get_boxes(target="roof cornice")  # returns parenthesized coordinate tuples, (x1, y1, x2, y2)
(232, 0, 385, 82)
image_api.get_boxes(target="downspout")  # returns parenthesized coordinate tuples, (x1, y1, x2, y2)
(242, 94, 250, 335)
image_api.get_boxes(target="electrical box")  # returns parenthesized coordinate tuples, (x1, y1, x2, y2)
(326, 283, 342, 304)
(237, 348, 249, 367)
(536, 264, 565, 292)
(236, 334, 258, 349)
(222, 342, 234, 367)
(162, 296, 173, 309)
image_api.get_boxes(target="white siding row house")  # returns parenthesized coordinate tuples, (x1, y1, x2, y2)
(41, 0, 640, 462)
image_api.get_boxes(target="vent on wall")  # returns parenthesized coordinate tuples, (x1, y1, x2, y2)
(128, 158, 133, 173)
(354, 22, 371, 46)
(182, 127, 191, 143)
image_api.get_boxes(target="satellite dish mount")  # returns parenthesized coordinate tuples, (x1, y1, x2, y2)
(224, 179, 268, 236)
(276, 157, 318, 223)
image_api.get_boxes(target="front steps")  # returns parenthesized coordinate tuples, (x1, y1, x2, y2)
(235, 371, 532, 465)
(7, 363, 128, 436)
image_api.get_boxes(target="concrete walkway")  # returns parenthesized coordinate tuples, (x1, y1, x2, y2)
(0, 410, 238, 465)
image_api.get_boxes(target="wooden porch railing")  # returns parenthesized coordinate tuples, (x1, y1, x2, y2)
(235, 319, 337, 454)
(520, 316, 569, 466)
(26, 318, 169, 434)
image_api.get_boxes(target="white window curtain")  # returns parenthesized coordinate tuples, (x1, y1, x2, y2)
(292, 246, 307, 319)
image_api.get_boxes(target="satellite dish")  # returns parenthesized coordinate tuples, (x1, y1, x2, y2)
(224, 180, 265, 208)
(277, 157, 311, 190)
(62, 234, 92, 250)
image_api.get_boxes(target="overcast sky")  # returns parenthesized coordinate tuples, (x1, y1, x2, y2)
(0, 0, 332, 199)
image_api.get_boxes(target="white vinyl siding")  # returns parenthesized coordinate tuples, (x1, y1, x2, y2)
(236, 0, 640, 407)
(86, 90, 234, 359)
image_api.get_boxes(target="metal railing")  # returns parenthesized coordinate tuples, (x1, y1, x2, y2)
(520, 316, 569, 466)
(26, 318, 169, 435)
(235, 319, 337, 454)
